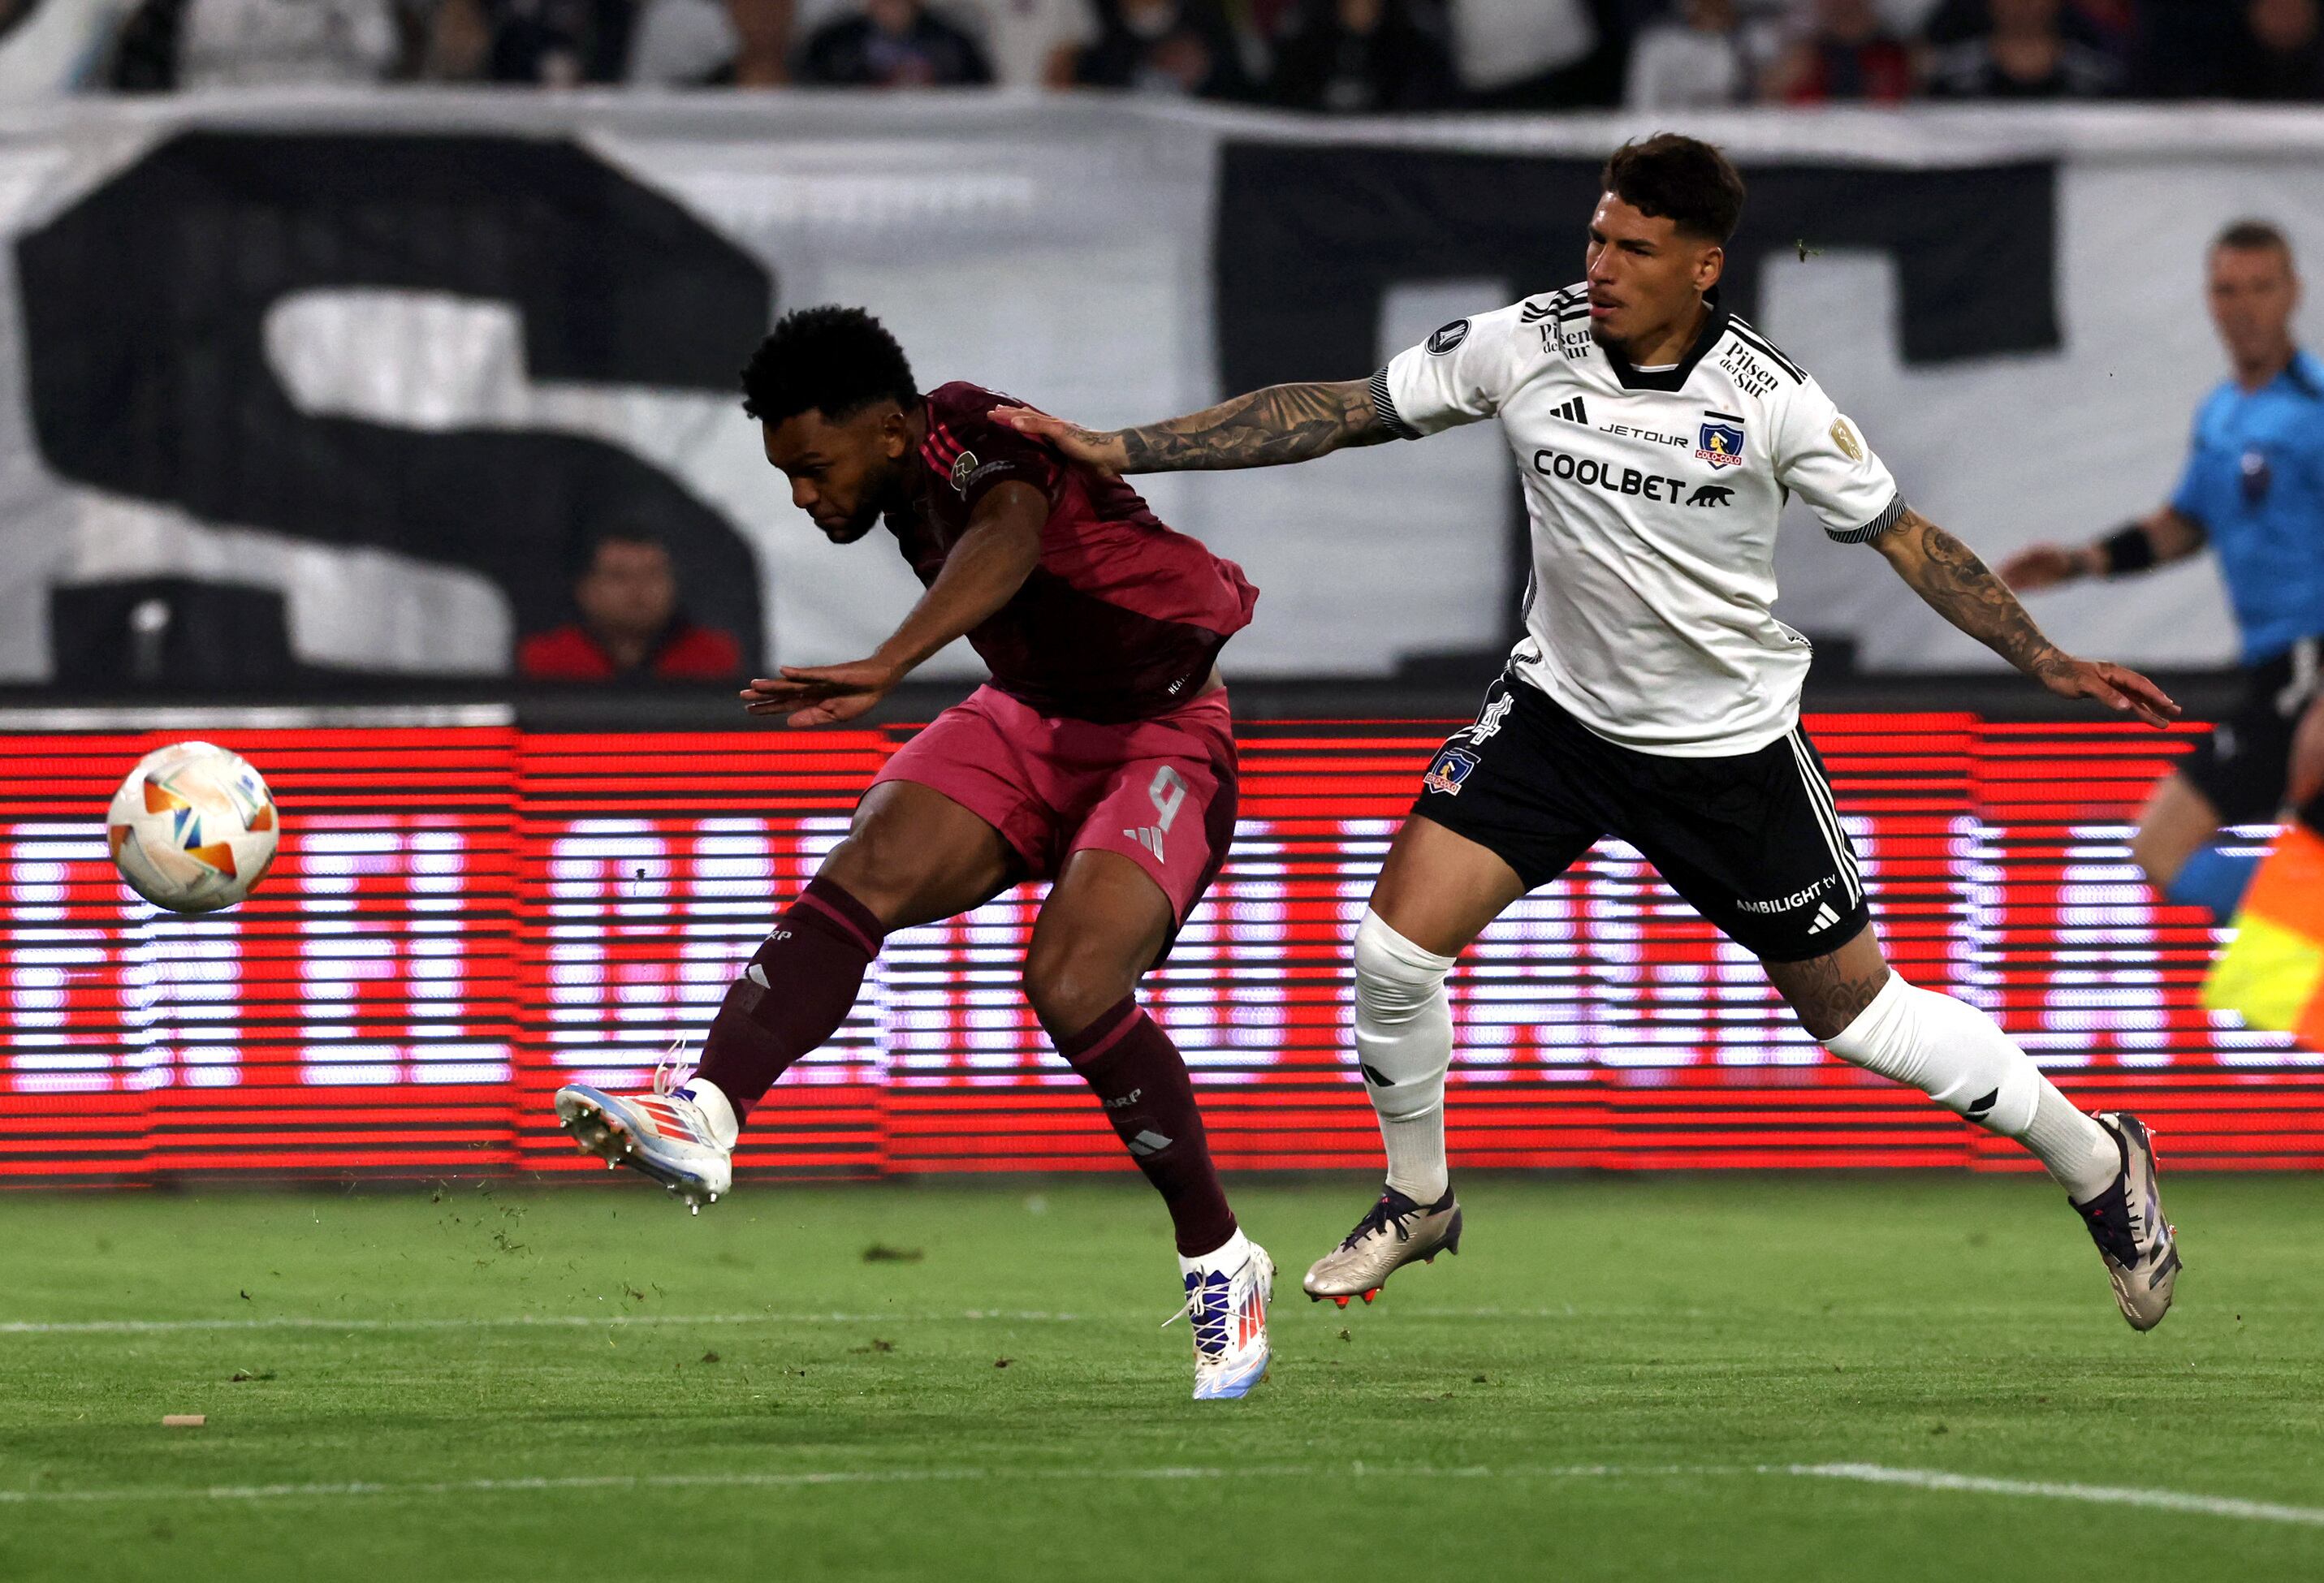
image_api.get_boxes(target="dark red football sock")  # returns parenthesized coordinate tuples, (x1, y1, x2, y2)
(1055, 995, 1238, 1257)
(693, 877, 885, 1117)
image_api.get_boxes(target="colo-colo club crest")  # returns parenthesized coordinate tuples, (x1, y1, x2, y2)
(949, 449, 980, 495)
(1695, 412, 1746, 468)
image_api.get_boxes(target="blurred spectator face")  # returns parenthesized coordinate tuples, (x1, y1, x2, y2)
(1989, 0, 2059, 34)
(578, 537, 680, 644)
(1121, 0, 1181, 37)
(2208, 240, 2300, 369)
(866, 0, 920, 32)
(1812, 0, 1877, 43)
(2251, 0, 2320, 53)
(1337, 0, 1384, 30)
(1685, 0, 1735, 28)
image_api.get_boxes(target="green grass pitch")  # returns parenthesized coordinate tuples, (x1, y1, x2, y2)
(6, 1174, 2323, 1581)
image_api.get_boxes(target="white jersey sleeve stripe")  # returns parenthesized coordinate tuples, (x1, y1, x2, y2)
(1825, 489, 1910, 544)
(1368, 368, 1422, 441)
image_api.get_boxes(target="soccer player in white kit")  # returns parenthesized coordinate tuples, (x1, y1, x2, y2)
(1001, 133, 2185, 1331)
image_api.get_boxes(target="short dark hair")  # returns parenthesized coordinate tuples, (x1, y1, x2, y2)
(574, 521, 668, 579)
(1600, 134, 1746, 244)
(2214, 218, 2293, 261)
(740, 305, 919, 425)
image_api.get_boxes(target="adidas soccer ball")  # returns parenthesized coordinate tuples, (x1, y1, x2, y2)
(106, 741, 279, 913)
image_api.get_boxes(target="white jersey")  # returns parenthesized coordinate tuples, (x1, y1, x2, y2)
(1376, 285, 1904, 757)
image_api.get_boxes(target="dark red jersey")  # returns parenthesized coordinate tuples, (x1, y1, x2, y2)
(885, 381, 1259, 723)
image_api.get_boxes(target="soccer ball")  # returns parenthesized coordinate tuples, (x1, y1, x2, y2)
(106, 741, 279, 913)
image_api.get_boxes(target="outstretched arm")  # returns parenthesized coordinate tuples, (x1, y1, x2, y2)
(1996, 506, 2207, 590)
(741, 481, 1047, 727)
(993, 379, 1400, 474)
(1873, 507, 2182, 727)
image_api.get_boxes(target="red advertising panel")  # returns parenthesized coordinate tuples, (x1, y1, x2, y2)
(2, 717, 2314, 1184)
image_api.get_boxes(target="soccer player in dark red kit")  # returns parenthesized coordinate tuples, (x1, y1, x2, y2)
(554, 306, 1273, 1399)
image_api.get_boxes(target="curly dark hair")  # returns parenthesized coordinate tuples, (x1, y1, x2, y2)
(740, 305, 919, 424)
(1601, 134, 1746, 245)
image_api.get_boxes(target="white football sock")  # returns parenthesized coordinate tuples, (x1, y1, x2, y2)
(1177, 1225, 1251, 1276)
(1821, 973, 2119, 1200)
(675, 1077, 740, 1150)
(1352, 909, 1457, 1204)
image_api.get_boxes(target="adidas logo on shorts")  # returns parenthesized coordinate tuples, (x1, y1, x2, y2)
(1808, 902, 1841, 934)
(1124, 825, 1167, 861)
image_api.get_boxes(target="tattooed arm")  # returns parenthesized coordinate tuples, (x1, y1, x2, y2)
(1872, 507, 2181, 727)
(991, 380, 1398, 474)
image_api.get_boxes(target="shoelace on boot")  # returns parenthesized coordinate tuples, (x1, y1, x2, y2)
(1338, 1191, 1421, 1251)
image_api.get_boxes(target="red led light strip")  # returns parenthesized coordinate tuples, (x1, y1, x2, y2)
(1, 717, 2315, 1185)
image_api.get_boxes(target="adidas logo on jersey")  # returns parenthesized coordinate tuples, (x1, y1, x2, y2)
(1808, 902, 1842, 934)
(1550, 396, 1590, 425)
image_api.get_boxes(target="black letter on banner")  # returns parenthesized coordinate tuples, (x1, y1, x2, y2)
(18, 132, 774, 664)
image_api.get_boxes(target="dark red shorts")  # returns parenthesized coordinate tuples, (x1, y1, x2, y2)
(872, 684, 1238, 925)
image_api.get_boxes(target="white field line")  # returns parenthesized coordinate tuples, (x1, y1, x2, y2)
(1792, 1463, 2324, 1528)
(2, 1302, 2126, 1335)
(2, 1463, 2322, 1528)
(0, 1311, 1083, 1335)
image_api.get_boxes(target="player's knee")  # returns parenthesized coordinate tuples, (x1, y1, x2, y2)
(811, 835, 914, 920)
(1353, 909, 1454, 1026)
(1022, 944, 1134, 1038)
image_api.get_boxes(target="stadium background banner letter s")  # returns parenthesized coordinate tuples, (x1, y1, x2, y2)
(14, 132, 775, 672)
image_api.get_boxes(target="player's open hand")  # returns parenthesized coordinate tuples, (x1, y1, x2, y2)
(1996, 542, 2097, 591)
(2034, 654, 2180, 729)
(989, 407, 1126, 476)
(741, 659, 901, 728)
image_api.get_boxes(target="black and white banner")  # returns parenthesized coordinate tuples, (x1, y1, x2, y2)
(2, 96, 2320, 685)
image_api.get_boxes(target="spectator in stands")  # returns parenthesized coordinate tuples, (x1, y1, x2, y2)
(2229, 0, 2324, 100)
(158, 0, 396, 86)
(1445, 0, 1615, 108)
(1920, 0, 2133, 63)
(1624, 0, 1752, 108)
(798, 0, 991, 84)
(1760, 0, 1911, 102)
(1924, 0, 2120, 97)
(1075, 0, 1255, 97)
(419, 0, 629, 81)
(627, 0, 744, 82)
(1269, 0, 1457, 110)
(517, 528, 744, 684)
(2134, 0, 2242, 94)
(948, 0, 1098, 87)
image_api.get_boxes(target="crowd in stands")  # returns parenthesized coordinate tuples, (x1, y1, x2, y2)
(77, 0, 2324, 103)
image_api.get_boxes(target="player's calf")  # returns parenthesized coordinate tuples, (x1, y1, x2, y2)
(692, 875, 888, 1115)
(1819, 968, 2179, 1328)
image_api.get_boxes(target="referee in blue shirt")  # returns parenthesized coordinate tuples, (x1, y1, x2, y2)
(2005, 220, 2324, 921)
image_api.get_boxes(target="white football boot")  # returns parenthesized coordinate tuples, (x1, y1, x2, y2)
(555, 1054, 736, 1214)
(2071, 1111, 2181, 1332)
(1168, 1231, 1273, 1400)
